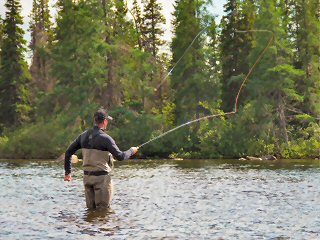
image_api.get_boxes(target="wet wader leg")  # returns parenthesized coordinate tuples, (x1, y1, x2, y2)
(84, 176, 96, 209)
(94, 175, 113, 208)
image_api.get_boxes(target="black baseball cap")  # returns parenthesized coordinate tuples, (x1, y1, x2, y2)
(94, 108, 113, 122)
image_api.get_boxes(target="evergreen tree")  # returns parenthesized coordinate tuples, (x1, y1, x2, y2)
(294, 0, 320, 118)
(100, 0, 118, 107)
(99, 0, 138, 107)
(0, 0, 31, 130)
(50, 0, 106, 112)
(219, 0, 255, 112)
(131, 0, 143, 49)
(246, 0, 304, 146)
(138, 0, 166, 109)
(29, 0, 53, 92)
(141, 0, 166, 57)
(0, 17, 3, 67)
(171, 0, 217, 149)
(114, 0, 131, 39)
(206, 14, 220, 82)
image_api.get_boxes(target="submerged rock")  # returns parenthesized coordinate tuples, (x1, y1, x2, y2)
(238, 155, 277, 161)
(261, 155, 277, 161)
(246, 156, 263, 161)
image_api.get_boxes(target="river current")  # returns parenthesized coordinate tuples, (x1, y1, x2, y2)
(0, 158, 319, 239)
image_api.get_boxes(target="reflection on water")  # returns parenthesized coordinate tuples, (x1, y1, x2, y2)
(0, 158, 319, 239)
(83, 208, 114, 223)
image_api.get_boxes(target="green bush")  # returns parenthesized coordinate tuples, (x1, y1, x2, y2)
(281, 122, 320, 158)
(0, 112, 82, 159)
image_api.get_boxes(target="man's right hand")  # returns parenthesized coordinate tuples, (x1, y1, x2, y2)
(130, 147, 139, 154)
(64, 174, 72, 181)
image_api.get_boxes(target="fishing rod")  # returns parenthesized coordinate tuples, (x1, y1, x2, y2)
(138, 29, 275, 149)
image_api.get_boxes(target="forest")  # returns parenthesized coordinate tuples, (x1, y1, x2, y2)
(0, 0, 319, 159)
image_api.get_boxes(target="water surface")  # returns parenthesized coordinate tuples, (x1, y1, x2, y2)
(0, 158, 319, 239)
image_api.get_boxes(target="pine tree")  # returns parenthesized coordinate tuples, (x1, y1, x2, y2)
(0, 0, 31, 130)
(206, 14, 220, 81)
(246, 0, 304, 146)
(0, 17, 3, 67)
(171, 0, 217, 127)
(138, 0, 166, 109)
(219, 0, 256, 112)
(101, 0, 119, 107)
(114, 0, 131, 39)
(131, 0, 143, 48)
(99, 0, 138, 107)
(29, 0, 53, 92)
(295, 0, 320, 118)
(50, 0, 106, 111)
(141, 0, 166, 57)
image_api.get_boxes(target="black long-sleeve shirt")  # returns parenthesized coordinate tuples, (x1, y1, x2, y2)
(64, 126, 134, 175)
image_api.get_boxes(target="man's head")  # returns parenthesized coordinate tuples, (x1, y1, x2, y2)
(94, 108, 113, 129)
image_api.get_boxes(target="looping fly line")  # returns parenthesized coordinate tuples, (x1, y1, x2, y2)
(123, 2, 275, 148)
(138, 29, 275, 148)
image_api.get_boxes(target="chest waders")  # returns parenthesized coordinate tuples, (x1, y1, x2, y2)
(82, 131, 114, 209)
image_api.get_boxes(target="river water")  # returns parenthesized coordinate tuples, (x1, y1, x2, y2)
(0, 158, 319, 239)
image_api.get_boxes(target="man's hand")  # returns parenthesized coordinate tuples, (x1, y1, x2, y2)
(130, 147, 139, 154)
(64, 174, 72, 181)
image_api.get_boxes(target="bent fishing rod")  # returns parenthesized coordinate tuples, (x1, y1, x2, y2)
(137, 29, 275, 149)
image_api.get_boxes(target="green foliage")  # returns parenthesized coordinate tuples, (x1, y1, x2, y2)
(50, 0, 106, 110)
(295, 0, 320, 117)
(0, 0, 318, 160)
(120, 48, 155, 110)
(281, 122, 320, 158)
(0, 0, 31, 130)
(171, 0, 218, 126)
(0, 112, 83, 159)
(0, 18, 3, 65)
(29, 0, 53, 92)
(130, 0, 143, 48)
(219, 0, 255, 111)
(141, 0, 166, 56)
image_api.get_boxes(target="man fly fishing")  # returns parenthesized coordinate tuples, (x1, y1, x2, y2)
(64, 107, 139, 209)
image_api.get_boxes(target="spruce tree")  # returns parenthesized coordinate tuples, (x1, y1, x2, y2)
(171, 0, 216, 128)
(206, 14, 220, 81)
(139, 0, 166, 109)
(0, 0, 31, 130)
(50, 0, 106, 111)
(0, 17, 3, 67)
(131, 0, 143, 49)
(295, 0, 320, 118)
(113, 0, 131, 39)
(29, 0, 53, 91)
(246, 0, 304, 146)
(219, 0, 255, 112)
(141, 0, 166, 57)
(100, 0, 117, 107)
(100, 0, 137, 107)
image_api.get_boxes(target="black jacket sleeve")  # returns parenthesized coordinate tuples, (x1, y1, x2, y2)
(105, 136, 133, 161)
(64, 134, 81, 175)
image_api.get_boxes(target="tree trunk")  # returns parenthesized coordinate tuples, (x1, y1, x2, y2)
(104, 53, 118, 107)
(100, 0, 121, 108)
(277, 96, 289, 145)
